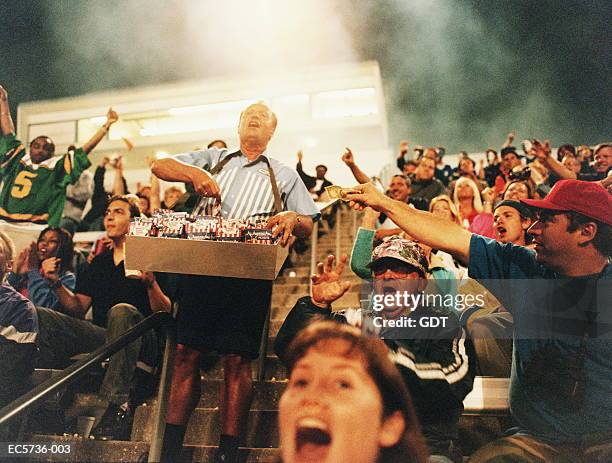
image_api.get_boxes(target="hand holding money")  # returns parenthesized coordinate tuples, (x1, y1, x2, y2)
(343, 183, 389, 211)
(324, 185, 360, 201)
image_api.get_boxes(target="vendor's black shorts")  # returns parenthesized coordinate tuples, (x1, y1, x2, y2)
(176, 275, 273, 359)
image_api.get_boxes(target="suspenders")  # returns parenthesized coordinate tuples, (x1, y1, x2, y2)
(187, 150, 283, 216)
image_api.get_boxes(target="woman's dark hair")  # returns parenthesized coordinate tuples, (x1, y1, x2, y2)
(283, 321, 429, 463)
(556, 143, 576, 161)
(38, 227, 74, 273)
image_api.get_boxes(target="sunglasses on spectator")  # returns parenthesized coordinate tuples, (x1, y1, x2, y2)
(371, 259, 422, 277)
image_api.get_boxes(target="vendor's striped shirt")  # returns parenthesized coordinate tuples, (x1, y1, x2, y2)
(173, 148, 319, 220)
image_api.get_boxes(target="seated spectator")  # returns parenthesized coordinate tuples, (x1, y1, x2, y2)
(532, 140, 611, 182)
(562, 153, 581, 175)
(0, 232, 38, 441)
(82, 154, 128, 231)
(494, 147, 522, 196)
(279, 321, 428, 463)
(413, 145, 424, 160)
(351, 214, 460, 297)
(207, 139, 227, 149)
(35, 195, 172, 439)
(296, 150, 332, 201)
(429, 195, 461, 226)
(556, 143, 576, 162)
(160, 186, 183, 210)
(0, 85, 118, 227)
(408, 157, 447, 208)
(7, 227, 75, 311)
(345, 178, 612, 463)
(60, 145, 94, 235)
(145, 156, 185, 213)
(434, 147, 453, 187)
(449, 157, 487, 194)
(136, 193, 151, 217)
(277, 239, 475, 462)
(403, 159, 419, 176)
(479, 149, 500, 188)
(502, 178, 535, 201)
(576, 144, 593, 170)
(452, 177, 483, 228)
(429, 196, 468, 279)
(375, 175, 427, 239)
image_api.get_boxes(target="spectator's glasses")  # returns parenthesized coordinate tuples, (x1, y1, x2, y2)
(532, 210, 565, 223)
(371, 260, 420, 277)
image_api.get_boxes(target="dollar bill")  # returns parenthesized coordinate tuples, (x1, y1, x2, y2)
(325, 185, 359, 201)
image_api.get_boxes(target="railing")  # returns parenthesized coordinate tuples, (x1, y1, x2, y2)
(0, 311, 176, 463)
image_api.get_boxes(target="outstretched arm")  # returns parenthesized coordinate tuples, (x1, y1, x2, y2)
(152, 157, 220, 202)
(112, 156, 126, 195)
(531, 139, 577, 180)
(310, 254, 352, 309)
(0, 85, 15, 136)
(81, 108, 119, 154)
(346, 183, 473, 263)
(501, 131, 515, 149)
(341, 147, 371, 184)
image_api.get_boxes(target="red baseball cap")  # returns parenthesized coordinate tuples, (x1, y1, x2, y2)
(521, 179, 612, 226)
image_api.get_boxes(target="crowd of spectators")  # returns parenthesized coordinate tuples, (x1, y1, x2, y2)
(0, 81, 610, 462)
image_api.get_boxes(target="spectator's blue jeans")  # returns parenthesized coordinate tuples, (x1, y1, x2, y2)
(99, 303, 158, 404)
(36, 305, 157, 405)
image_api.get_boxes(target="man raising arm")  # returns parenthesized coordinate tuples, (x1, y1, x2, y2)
(346, 182, 472, 263)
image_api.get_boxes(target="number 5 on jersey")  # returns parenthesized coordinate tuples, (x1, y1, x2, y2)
(11, 171, 38, 199)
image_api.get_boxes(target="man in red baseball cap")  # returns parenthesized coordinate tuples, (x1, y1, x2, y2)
(345, 178, 611, 462)
(520, 179, 611, 274)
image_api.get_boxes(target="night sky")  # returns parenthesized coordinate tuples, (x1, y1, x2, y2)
(1, 0, 610, 153)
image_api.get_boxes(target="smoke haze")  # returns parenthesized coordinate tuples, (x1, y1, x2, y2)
(0, 0, 609, 152)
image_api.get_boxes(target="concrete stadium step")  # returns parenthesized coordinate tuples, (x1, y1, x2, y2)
(196, 380, 287, 409)
(204, 356, 287, 381)
(132, 408, 279, 447)
(28, 436, 278, 462)
(70, 382, 288, 418)
(131, 406, 510, 449)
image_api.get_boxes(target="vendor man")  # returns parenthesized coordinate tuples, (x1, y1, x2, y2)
(152, 101, 318, 463)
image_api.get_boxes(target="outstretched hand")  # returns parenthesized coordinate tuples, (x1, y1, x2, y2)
(267, 211, 299, 247)
(0, 85, 8, 101)
(341, 147, 355, 166)
(531, 139, 551, 162)
(311, 254, 351, 308)
(106, 107, 119, 125)
(344, 182, 388, 212)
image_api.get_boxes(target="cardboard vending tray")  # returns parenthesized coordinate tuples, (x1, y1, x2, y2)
(125, 235, 289, 280)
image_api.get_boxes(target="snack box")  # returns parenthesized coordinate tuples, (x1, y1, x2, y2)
(124, 235, 288, 280)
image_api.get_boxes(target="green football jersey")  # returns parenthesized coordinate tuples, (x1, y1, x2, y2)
(0, 134, 92, 226)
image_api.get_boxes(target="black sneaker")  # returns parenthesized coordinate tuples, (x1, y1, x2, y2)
(94, 404, 134, 441)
